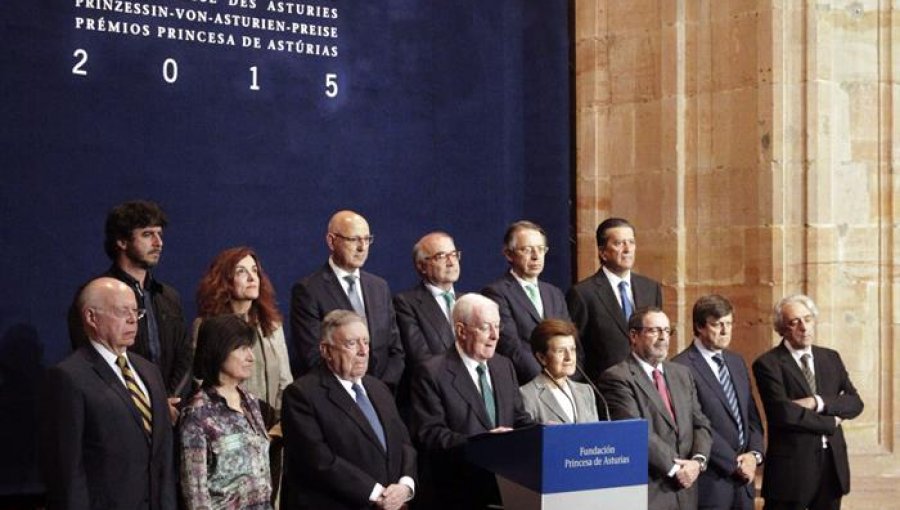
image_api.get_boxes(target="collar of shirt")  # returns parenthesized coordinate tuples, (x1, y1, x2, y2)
(90, 340, 149, 395)
(328, 257, 361, 291)
(455, 342, 491, 389)
(692, 338, 727, 375)
(632, 351, 663, 381)
(509, 268, 538, 287)
(109, 263, 161, 293)
(424, 282, 453, 298)
(602, 266, 632, 306)
(783, 340, 814, 369)
(331, 372, 364, 401)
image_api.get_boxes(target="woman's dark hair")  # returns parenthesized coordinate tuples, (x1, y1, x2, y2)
(529, 318, 579, 356)
(194, 314, 256, 387)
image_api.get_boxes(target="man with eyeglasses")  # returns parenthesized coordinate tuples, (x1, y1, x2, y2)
(291, 210, 404, 391)
(482, 220, 572, 384)
(752, 294, 863, 510)
(410, 293, 534, 509)
(281, 310, 416, 510)
(67, 200, 192, 415)
(598, 306, 712, 510)
(42, 277, 176, 510)
(567, 217, 663, 381)
(672, 295, 765, 510)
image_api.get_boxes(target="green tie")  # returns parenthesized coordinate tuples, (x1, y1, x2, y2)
(477, 363, 496, 428)
(525, 284, 542, 318)
(442, 291, 455, 318)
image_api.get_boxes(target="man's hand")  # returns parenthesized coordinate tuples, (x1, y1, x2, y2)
(734, 452, 758, 483)
(792, 397, 817, 410)
(673, 459, 701, 488)
(377, 484, 411, 510)
(167, 397, 181, 424)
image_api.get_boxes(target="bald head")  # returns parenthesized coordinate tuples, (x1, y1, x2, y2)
(413, 231, 460, 289)
(78, 277, 140, 354)
(326, 210, 372, 271)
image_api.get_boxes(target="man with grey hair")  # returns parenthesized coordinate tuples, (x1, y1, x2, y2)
(410, 293, 534, 509)
(41, 277, 176, 509)
(482, 220, 571, 384)
(281, 310, 416, 510)
(394, 231, 461, 367)
(753, 294, 863, 510)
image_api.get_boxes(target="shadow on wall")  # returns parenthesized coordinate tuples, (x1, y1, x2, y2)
(0, 323, 45, 506)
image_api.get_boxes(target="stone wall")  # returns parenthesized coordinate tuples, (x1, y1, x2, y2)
(574, 0, 899, 507)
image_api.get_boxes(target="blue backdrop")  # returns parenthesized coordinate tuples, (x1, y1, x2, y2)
(0, 0, 571, 496)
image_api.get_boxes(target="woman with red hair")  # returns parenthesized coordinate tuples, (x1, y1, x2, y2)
(194, 246, 292, 502)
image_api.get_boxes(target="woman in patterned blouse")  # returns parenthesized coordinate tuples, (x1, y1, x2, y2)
(180, 314, 272, 509)
(194, 247, 293, 502)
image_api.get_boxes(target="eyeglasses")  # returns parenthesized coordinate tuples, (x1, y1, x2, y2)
(635, 327, 675, 338)
(513, 245, 549, 256)
(331, 233, 375, 246)
(93, 307, 147, 321)
(466, 322, 501, 334)
(425, 250, 462, 262)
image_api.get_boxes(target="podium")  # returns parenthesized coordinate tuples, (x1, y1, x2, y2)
(466, 420, 648, 509)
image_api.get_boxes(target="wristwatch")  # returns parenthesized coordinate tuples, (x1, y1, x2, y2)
(692, 455, 708, 472)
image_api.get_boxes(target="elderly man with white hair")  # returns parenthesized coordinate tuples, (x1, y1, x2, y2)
(410, 293, 534, 510)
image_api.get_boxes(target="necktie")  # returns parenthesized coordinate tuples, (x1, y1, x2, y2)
(712, 354, 745, 447)
(477, 364, 497, 428)
(343, 275, 366, 317)
(442, 291, 455, 321)
(618, 280, 633, 320)
(116, 354, 153, 435)
(525, 284, 543, 318)
(352, 383, 386, 449)
(652, 369, 676, 422)
(800, 353, 817, 394)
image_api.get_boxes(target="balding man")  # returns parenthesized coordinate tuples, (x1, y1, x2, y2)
(41, 278, 175, 510)
(410, 293, 534, 510)
(291, 210, 405, 390)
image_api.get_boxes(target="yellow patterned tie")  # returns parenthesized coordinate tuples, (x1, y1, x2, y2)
(116, 354, 153, 435)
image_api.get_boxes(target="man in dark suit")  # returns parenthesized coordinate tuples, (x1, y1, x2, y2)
(42, 277, 176, 510)
(68, 200, 192, 408)
(291, 210, 404, 390)
(598, 306, 712, 510)
(567, 217, 663, 380)
(394, 231, 460, 367)
(482, 220, 571, 384)
(753, 294, 863, 510)
(672, 295, 765, 510)
(410, 293, 534, 509)
(282, 310, 416, 510)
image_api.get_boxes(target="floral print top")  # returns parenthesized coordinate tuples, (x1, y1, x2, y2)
(179, 386, 272, 510)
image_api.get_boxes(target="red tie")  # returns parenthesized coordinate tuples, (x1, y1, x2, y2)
(653, 369, 676, 422)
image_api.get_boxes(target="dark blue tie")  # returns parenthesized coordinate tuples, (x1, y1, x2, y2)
(618, 280, 633, 320)
(713, 354, 745, 447)
(352, 383, 386, 449)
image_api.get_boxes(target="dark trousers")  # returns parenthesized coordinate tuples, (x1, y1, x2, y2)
(763, 447, 842, 510)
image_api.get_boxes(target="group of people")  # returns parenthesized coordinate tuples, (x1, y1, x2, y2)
(39, 200, 864, 510)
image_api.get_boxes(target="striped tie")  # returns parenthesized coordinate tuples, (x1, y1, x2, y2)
(712, 354, 744, 447)
(116, 354, 153, 435)
(800, 353, 817, 394)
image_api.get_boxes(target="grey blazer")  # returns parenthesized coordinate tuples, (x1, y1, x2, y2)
(519, 373, 599, 424)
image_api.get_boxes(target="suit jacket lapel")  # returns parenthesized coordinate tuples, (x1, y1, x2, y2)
(504, 274, 541, 323)
(415, 283, 455, 349)
(321, 369, 385, 452)
(88, 348, 149, 439)
(447, 350, 493, 429)
(534, 378, 571, 423)
(320, 265, 354, 311)
(593, 271, 628, 336)
(775, 343, 814, 395)
(628, 357, 677, 431)
(687, 346, 734, 418)
(631, 275, 654, 308)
